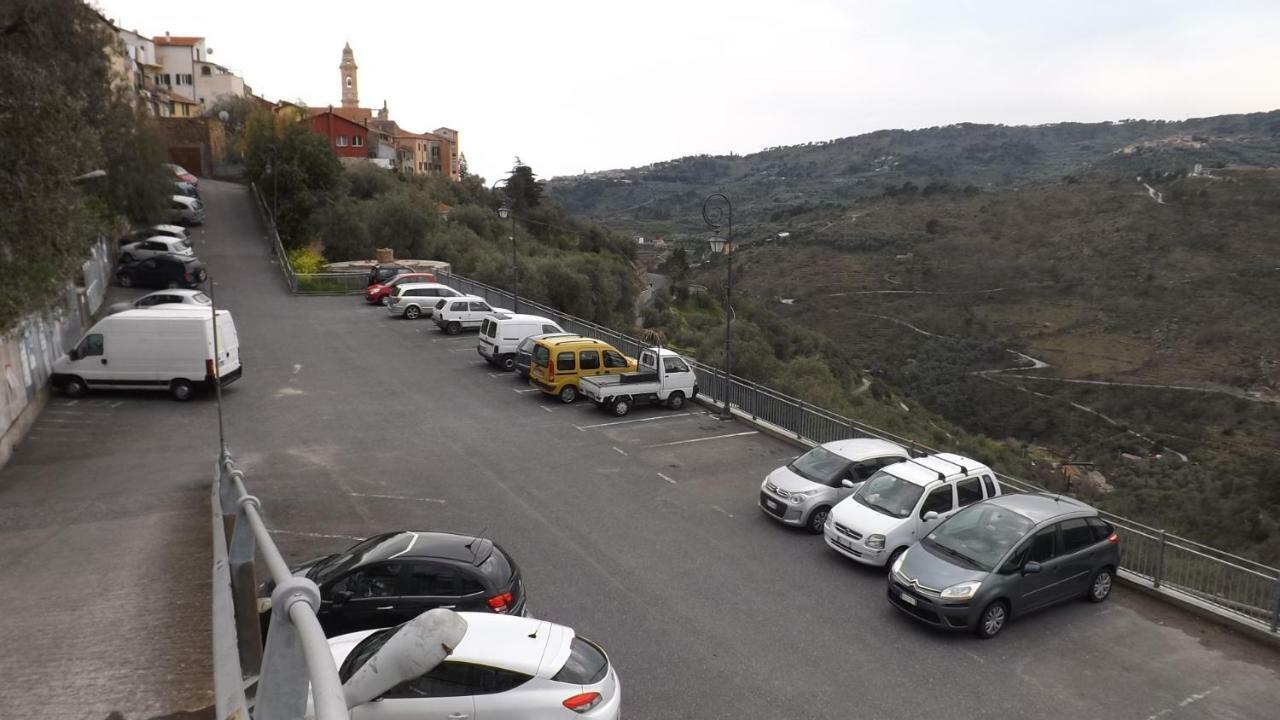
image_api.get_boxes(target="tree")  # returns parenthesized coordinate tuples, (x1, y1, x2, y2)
(243, 110, 343, 247)
(504, 157, 543, 213)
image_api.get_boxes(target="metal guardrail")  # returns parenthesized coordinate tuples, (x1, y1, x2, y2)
(213, 450, 350, 720)
(434, 270, 1280, 635)
(250, 183, 367, 296)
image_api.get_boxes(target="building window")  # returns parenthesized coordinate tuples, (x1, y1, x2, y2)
(336, 136, 348, 147)
(345, 76, 352, 88)
(201, 66, 211, 76)
(353, 135, 363, 147)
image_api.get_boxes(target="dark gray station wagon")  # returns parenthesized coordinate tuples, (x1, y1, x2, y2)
(888, 493, 1120, 638)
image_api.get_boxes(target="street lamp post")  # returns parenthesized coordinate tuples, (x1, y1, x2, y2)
(492, 179, 519, 313)
(702, 193, 733, 420)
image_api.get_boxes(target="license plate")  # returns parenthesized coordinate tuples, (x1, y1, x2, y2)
(835, 536, 852, 549)
(766, 499, 780, 510)
(899, 591, 917, 607)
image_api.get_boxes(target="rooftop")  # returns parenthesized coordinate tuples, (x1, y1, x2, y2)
(153, 35, 203, 46)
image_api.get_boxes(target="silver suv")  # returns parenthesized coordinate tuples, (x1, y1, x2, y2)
(759, 439, 908, 533)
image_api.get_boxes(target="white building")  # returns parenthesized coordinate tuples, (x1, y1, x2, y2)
(153, 33, 249, 110)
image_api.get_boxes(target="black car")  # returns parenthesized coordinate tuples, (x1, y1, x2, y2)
(261, 531, 528, 637)
(366, 263, 413, 287)
(116, 254, 207, 289)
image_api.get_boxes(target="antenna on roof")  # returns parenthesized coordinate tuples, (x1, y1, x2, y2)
(906, 457, 945, 482)
(465, 527, 488, 564)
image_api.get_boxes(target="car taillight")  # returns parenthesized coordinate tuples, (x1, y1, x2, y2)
(563, 692, 602, 713)
(1107, 532, 1119, 544)
(547, 362, 554, 380)
(206, 358, 215, 376)
(486, 592, 514, 613)
(185, 272, 193, 281)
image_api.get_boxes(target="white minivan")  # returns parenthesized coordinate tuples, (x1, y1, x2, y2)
(477, 312, 565, 370)
(51, 308, 241, 401)
(824, 453, 1001, 568)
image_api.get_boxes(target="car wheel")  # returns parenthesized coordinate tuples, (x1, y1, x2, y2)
(975, 600, 1009, 639)
(404, 306, 421, 320)
(1087, 567, 1114, 603)
(446, 322, 461, 335)
(500, 355, 516, 372)
(666, 391, 685, 410)
(170, 378, 194, 401)
(807, 506, 831, 534)
(559, 385, 578, 404)
(611, 397, 631, 416)
(885, 547, 907, 574)
(118, 273, 133, 288)
(62, 376, 88, 399)
(121, 252, 134, 263)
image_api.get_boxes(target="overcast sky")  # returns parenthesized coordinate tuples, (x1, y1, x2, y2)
(96, 0, 1280, 184)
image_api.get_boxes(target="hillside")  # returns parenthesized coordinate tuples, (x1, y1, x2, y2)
(551, 112, 1280, 563)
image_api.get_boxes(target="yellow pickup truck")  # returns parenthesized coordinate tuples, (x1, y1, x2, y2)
(528, 336, 635, 403)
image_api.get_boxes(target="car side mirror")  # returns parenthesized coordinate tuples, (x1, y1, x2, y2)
(840, 479, 855, 489)
(1023, 561, 1042, 575)
(922, 511, 939, 522)
(343, 608, 468, 709)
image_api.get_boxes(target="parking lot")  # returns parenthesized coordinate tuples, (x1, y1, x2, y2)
(2, 179, 1279, 720)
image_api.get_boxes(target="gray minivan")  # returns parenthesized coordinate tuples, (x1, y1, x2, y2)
(888, 493, 1120, 638)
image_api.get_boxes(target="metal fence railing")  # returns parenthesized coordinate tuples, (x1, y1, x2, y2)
(431, 271, 1280, 636)
(213, 450, 350, 720)
(250, 183, 367, 296)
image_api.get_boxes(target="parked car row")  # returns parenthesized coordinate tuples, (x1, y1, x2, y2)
(116, 223, 208, 289)
(759, 440, 1120, 637)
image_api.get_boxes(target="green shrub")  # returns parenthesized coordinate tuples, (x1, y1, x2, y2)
(288, 246, 327, 274)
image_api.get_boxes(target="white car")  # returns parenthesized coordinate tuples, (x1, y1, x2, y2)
(386, 282, 465, 319)
(758, 438, 909, 532)
(330, 612, 621, 720)
(108, 289, 211, 314)
(433, 295, 509, 334)
(120, 235, 194, 262)
(824, 453, 1002, 568)
(168, 195, 205, 225)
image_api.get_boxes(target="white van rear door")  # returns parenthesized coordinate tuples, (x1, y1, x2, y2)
(213, 311, 241, 376)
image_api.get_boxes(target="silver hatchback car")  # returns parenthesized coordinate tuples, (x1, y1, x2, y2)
(759, 438, 908, 533)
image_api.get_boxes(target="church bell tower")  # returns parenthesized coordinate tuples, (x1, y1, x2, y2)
(340, 42, 359, 109)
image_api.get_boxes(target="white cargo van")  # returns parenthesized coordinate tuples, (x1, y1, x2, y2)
(51, 308, 241, 401)
(477, 312, 565, 370)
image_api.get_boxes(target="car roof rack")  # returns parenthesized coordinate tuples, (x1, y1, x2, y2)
(933, 455, 969, 475)
(906, 457, 946, 482)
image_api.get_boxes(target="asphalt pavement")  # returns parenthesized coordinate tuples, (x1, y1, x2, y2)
(1, 179, 1278, 720)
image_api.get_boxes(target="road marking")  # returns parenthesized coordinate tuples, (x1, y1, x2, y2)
(657, 472, 676, 484)
(513, 388, 538, 394)
(575, 413, 695, 431)
(274, 387, 305, 397)
(487, 372, 506, 378)
(644, 430, 758, 449)
(63, 400, 78, 407)
(542, 406, 555, 413)
(431, 337, 472, 343)
(293, 363, 302, 374)
(612, 446, 628, 456)
(449, 348, 474, 353)
(350, 492, 447, 504)
(109, 401, 124, 408)
(1142, 686, 1219, 720)
(711, 505, 735, 518)
(269, 529, 364, 541)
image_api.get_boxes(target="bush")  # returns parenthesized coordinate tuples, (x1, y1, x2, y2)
(288, 246, 327, 274)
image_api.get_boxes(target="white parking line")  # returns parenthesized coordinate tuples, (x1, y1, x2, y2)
(487, 372, 506, 378)
(269, 529, 364, 541)
(63, 400, 79, 407)
(574, 413, 696, 431)
(612, 446, 628, 456)
(542, 406, 555, 413)
(657, 472, 676, 484)
(513, 388, 538, 394)
(644, 431, 758, 449)
(350, 492, 447, 504)
(711, 505, 735, 518)
(431, 337, 472, 343)
(449, 348, 474, 353)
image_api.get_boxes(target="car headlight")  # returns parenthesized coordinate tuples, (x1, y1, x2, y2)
(891, 549, 908, 576)
(789, 489, 817, 503)
(866, 534, 885, 550)
(940, 581, 982, 600)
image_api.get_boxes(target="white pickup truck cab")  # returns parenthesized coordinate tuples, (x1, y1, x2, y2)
(580, 347, 698, 416)
(824, 453, 1002, 569)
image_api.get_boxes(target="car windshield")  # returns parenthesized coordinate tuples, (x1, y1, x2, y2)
(923, 503, 1035, 571)
(786, 446, 850, 487)
(851, 471, 924, 519)
(308, 532, 410, 585)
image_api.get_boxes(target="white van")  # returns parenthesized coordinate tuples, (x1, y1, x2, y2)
(477, 312, 565, 370)
(51, 308, 241, 401)
(824, 453, 1002, 569)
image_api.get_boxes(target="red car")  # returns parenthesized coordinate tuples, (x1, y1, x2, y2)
(365, 272, 438, 304)
(165, 163, 198, 186)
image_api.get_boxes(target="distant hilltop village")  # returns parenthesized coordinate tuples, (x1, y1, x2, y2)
(103, 12, 460, 179)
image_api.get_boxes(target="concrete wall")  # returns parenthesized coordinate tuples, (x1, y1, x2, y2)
(0, 237, 112, 470)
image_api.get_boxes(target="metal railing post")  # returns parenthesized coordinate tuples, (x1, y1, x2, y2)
(1154, 529, 1167, 589)
(229, 478, 263, 680)
(1270, 576, 1280, 632)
